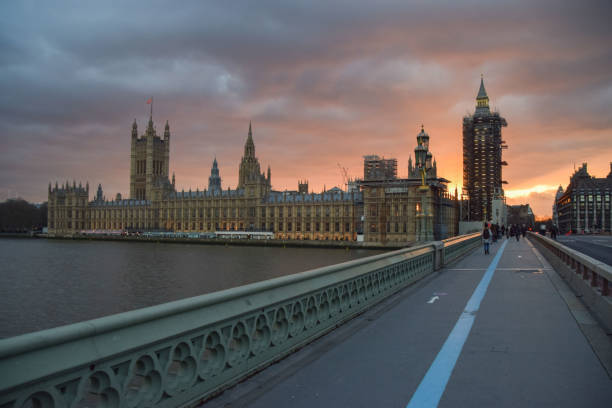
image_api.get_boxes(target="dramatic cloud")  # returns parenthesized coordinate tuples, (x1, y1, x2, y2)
(1, 0, 611, 217)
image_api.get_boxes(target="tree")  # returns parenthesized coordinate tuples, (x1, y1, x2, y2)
(0, 199, 48, 232)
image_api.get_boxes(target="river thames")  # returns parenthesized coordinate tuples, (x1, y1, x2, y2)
(0, 238, 384, 338)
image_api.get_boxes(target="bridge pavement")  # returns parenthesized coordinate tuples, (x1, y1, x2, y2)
(206, 236, 612, 407)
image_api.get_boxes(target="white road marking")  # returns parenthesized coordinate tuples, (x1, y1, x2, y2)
(427, 296, 440, 304)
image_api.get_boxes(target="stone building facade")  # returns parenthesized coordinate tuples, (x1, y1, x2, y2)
(360, 126, 458, 243)
(507, 204, 535, 228)
(48, 117, 458, 243)
(556, 163, 612, 234)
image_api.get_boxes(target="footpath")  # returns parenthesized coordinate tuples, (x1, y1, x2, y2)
(206, 236, 612, 407)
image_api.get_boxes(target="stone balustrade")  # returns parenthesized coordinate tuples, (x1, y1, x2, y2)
(0, 234, 479, 408)
(528, 232, 612, 332)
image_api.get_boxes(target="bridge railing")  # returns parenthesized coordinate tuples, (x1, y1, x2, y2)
(442, 232, 482, 265)
(528, 232, 612, 331)
(0, 233, 479, 408)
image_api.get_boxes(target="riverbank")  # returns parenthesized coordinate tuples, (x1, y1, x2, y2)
(0, 232, 40, 239)
(36, 234, 407, 249)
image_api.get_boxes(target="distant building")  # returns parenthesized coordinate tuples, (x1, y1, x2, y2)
(556, 163, 612, 234)
(358, 126, 458, 243)
(462, 77, 508, 222)
(48, 112, 459, 243)
(49, 116, 361, 240)
(552, 185, 564, 229)
(507, 204, 535, 228)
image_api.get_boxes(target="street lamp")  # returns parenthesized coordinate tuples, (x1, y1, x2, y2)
(415, 126, 432, 191)
(415, 125, 435, 242)
(415, 144, 428, 188)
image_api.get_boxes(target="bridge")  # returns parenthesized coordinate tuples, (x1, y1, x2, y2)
(0, 233, 611, 407)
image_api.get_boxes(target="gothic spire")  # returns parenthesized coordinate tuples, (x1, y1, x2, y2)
(244, 121, 255, 158)
(477, 74, 488, 99)
(208, 157, 222, 193)
(476, 75, 490, 112)
(164, 120, 170, 139)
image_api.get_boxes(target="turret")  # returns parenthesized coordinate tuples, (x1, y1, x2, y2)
(417, 125, 429, 150)
(146, 112, 154, 137)
(208, 158, 222, 193)
(164, 120, 170, 140)
(132, 119, 138, 139)
(408, 154, 413, 176)
(298, 180, 308, 194)
(96, 184, 103, 202)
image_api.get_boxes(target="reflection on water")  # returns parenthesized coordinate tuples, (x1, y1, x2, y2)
(0, 238, 384, 338)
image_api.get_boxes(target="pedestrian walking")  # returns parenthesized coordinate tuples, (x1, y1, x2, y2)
(482, 224, 492, 254)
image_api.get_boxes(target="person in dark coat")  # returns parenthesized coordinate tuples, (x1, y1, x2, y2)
(482, 224, 492, 254)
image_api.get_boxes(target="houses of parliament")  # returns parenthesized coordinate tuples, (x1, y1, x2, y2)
(48, 110, 459, 243)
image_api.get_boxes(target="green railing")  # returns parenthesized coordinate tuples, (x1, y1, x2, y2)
(0, 234, 479, 408)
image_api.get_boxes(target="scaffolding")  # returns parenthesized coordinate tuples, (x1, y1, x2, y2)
(363, 155, 398, 181)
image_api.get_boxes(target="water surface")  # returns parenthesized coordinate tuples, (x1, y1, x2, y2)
(0, 238, 384, 338)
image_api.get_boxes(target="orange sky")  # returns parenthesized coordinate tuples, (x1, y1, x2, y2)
(1, 1, 611, 218)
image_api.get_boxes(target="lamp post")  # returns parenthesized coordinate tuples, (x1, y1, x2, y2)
(415, 126, 433, 241)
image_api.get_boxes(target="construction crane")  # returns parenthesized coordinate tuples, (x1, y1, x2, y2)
(337, 163, 349, 189)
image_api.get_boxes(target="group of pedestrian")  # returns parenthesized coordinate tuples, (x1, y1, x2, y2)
(482, 223, 528, 254)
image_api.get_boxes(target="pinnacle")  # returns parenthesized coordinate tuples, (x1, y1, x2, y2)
(477, 76, 488, 99)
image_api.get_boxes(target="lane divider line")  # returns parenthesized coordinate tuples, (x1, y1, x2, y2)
(406, 239, 508, 408)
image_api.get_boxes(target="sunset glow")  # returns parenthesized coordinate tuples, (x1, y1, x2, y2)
(1, 1, 611, 219)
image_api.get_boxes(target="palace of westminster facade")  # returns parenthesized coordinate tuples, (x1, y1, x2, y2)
(48, 113, 458, 243)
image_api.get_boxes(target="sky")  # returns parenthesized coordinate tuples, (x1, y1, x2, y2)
(1, 0, 611, 218)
